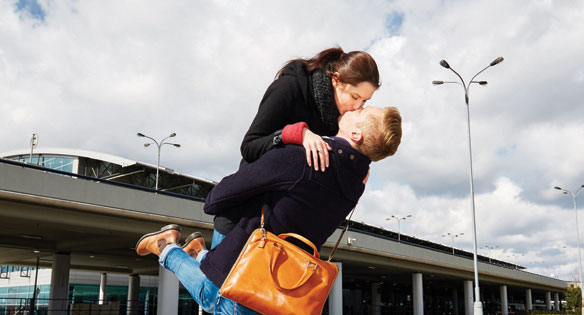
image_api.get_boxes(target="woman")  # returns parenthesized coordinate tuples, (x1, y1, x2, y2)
(214, 47, 381, 239)
(241, 46, 381, 170)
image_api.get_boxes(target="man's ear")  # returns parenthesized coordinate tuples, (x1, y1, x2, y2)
(350, 129, 363, 144)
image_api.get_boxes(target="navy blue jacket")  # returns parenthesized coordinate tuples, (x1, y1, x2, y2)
(216, 61, 338, 235)
(200, 137, 370, 288)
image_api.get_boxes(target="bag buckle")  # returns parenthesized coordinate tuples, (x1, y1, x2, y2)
(258, 227, 267, 248)
(306, 261, 318, 271)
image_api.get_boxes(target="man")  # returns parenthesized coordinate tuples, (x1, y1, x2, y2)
(136, 106, 402, 314)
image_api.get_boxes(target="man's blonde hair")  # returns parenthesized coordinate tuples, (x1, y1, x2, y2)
(358, 107, 402, 162)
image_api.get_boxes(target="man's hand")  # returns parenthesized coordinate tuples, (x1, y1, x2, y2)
(302, 128, 332, 171)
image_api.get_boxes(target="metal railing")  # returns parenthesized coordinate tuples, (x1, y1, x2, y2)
(0, 297, 201, 314)
(0, 158, 205, 202)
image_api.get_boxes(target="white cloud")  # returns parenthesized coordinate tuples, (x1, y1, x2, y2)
(2, 0, 584, 280)
(356, 176, 584, 280)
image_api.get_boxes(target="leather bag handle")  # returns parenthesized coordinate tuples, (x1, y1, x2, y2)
(327, 201, 358, 262)
(268, 243, 317, 290)
(258, 199, 359, 263)
(278, 233, 320, 259)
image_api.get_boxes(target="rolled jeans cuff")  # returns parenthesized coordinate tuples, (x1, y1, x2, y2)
(159, 243, 181, 266)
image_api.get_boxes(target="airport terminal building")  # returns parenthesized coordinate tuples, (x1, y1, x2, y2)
(0, 148, 568, 314)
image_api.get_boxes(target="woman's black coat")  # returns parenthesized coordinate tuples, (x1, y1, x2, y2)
(240, 61, 337, 164)
(215, 61, 338, 235)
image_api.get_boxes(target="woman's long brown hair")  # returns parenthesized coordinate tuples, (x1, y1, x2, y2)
(276, 46, 380, 88)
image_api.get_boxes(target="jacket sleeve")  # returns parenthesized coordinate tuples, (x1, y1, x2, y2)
(240, 75, 302, 164)
(205, 147, 303, 216)
(282, 122, 308, 145)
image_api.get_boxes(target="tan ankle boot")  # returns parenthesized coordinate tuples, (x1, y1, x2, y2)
(182, 232, 206, 259)
(136, 224, 181, 256)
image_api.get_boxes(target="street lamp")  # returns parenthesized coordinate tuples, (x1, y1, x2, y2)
(555, 184, 584, 314)
(433, 56, 504, 315)
(137, 132, 181, 190)
(29, 134, 38, 164)
(480, 245, 499, 263)
(507, 253, 524, 270)
(442, 232, 464, 254)
(386, 214, 412, 242)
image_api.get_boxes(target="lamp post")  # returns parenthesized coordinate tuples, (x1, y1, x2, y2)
(554, 184, 584, 314)
(507, 253, 524, 270)
(30, 250, 40, 313)
(442, 232, 464, 255)
(480, 245, 499, 263)
(29, 134, 38, 164)
(433, 56, 504, 315)
(386, 214, 411, 242)
(137, 132, 181, 190)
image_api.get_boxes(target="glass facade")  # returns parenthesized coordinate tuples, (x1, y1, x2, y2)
(0, 284, 50, 305)
(0, 265, 33, 278)
(0, 280, 201, 314)
(70, 284, 160, 303)
(8, 154, 77, 173)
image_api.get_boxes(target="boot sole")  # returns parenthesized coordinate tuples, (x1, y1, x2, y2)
(135, 224, 182, 251)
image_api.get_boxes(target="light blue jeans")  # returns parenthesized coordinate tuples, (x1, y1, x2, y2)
(211, 229, 226, 249)
(158, 230, 259, 314)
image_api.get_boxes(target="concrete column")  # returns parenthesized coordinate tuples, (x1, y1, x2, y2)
(464, 280, 473, 315)
(329, 262, 343, 315)
(99, 273, 107, 305)
(48, 253, 71, 315)
(545, 291, 552, 310)
(452, 288, 459, 315)
(500, 285, 508, 315)
(554, 292, 560, 310)
(413, 273, 423, 315)
(127, 274, 140, 315)
(157, 265, 179, 315)
(371, 282, 381, 315)
(525, 288, 532, 310)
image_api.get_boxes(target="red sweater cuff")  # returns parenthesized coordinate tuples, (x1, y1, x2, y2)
(282, 122, 308, 145)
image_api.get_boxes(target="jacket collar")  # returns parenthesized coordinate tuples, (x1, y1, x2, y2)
(324, 137, 371, 202)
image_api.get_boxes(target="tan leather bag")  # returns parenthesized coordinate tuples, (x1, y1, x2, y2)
(220, 211, 352, 315)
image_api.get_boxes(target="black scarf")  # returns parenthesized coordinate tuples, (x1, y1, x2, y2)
(311, 70, 339, 134)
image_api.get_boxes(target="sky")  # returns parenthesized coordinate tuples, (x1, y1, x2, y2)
(1, 0, 584, 281)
